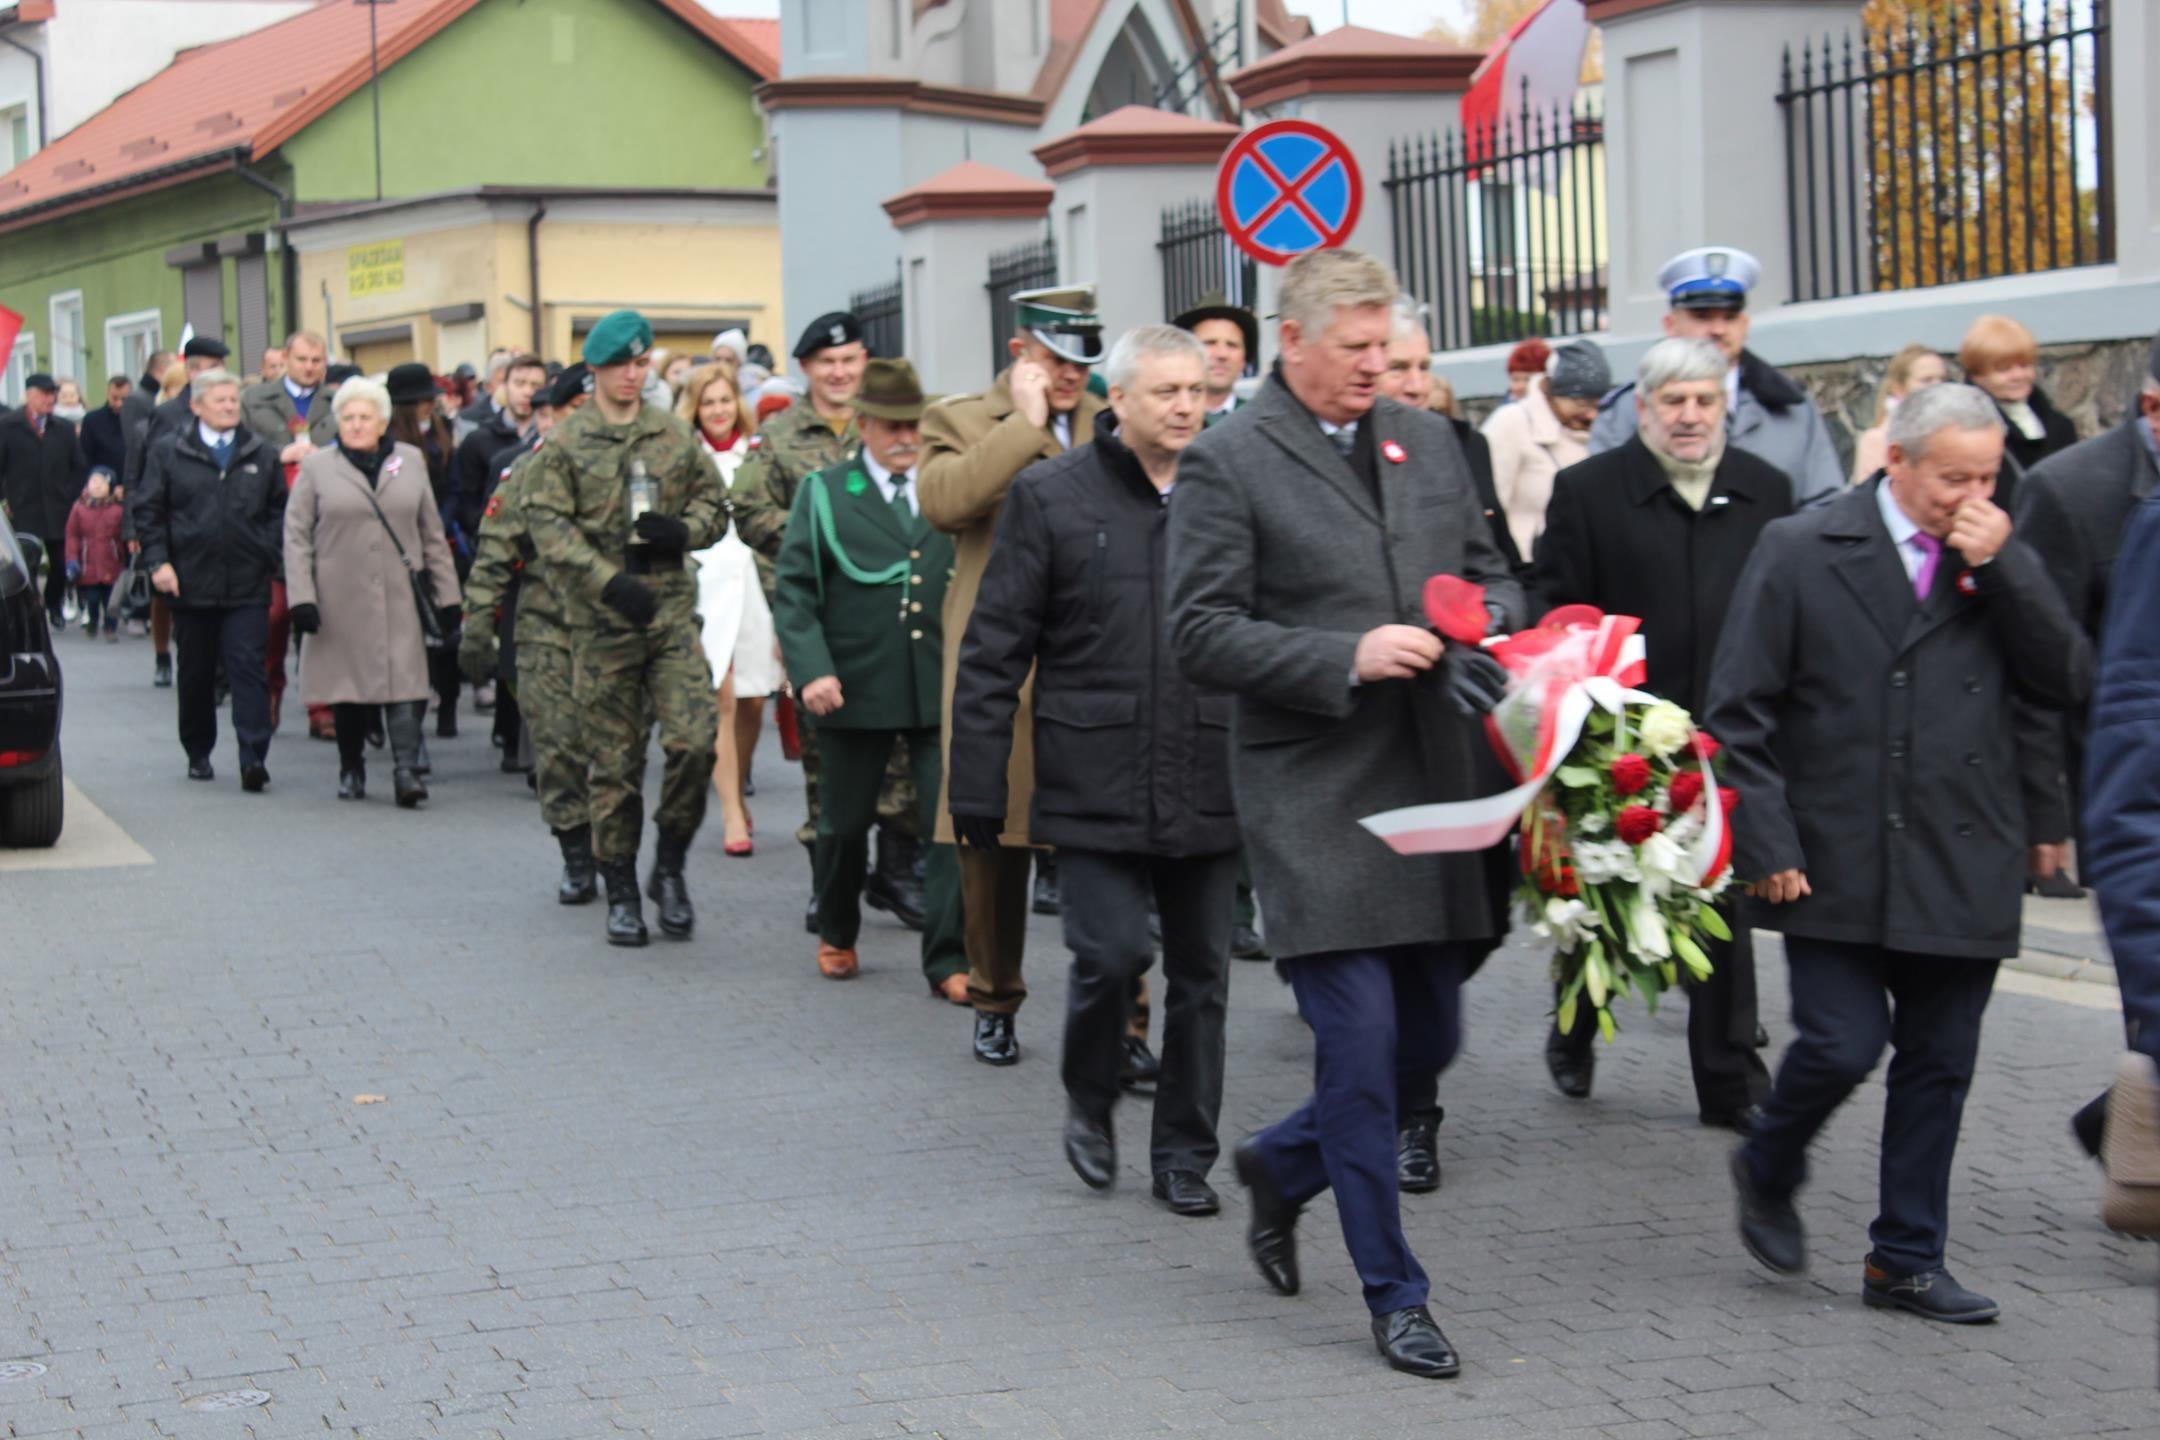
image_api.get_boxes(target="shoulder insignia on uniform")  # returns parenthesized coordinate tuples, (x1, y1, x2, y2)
(483, 495, 503, 519)
(845, 470, 868, 496)
(746, 435, 763, 451)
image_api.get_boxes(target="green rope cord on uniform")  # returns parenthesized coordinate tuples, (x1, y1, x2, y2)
(805, 470, 910, 604)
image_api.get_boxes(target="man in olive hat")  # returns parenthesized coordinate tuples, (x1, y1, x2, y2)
(772, 358, 967, 990)
(523, 310, 724, 947)
(731, 308, 928, 935)
(922, 283, 1155, 1073)
(1173, 293, 1259, 424)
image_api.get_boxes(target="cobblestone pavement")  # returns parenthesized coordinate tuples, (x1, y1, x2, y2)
(2, 636, 2153, 1439)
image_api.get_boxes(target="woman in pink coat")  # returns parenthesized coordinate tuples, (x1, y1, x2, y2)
(1480, 340, 1609, 562)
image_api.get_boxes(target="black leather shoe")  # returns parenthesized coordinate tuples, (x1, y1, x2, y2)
(392, 767, 427, 808)
(1232, 1136, 1300, 1296)
(645, 830, 695, 939)
(2028, 869, 2087, 899)
(973, 1012, 1019, 1066)
(1119, 1034, 1161, 1092)
(1861, 1256, 1999, 1323)
(602, 858, 648, 947)
(2072, 1090, 2108, 1160)
(337, 767, 366, 801)
(1063, 1106, 1115, 1189)
(1231, 924, 1269, 960)
(555, 825, 599, 906)
(863, 831, 927, 930)
(186, 758, 214, 782)
(804, 890, 819, 935)
(1730, 1146, 1806, 1275)
(1700, 1104, 1764, 1134)
(1152, 1170, 1220, 1216)
(240, 762, 269, 793)
(1032, 860, 1060, 916)
(1372, 1306, 1460, 1378)
(1545, 1031, 1594, 1099)
(1397, 1107, 1443, 1194)
(153, 654, 173, 688)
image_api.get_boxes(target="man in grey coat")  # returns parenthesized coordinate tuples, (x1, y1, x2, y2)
(1590, 246, 1843, 508)
(1167, 248, 1524, 1379)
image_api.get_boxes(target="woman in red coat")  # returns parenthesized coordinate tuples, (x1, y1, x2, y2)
(63, 469, 127, 639)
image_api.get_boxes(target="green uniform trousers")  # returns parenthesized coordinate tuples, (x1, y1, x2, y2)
(520, 638, 586, 834)
(812, 723, 965, 982)
(579, 614, 717, 861)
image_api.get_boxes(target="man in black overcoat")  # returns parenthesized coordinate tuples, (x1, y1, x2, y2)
(0, 374, 87, 627)
(1706, 383, 2090, 1323)
(1167, 249, 1524, 1379)
(1534, 337, 1787, 1126)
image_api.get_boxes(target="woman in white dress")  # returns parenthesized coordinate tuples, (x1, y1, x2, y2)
(678, 363, 777, 855)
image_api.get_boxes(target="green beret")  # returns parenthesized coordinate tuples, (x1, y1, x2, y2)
(583, 309, 653, 368)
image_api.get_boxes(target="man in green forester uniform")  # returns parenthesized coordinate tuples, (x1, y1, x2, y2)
(524, 311, 723, 948)
(771, 358, 966, 993)
(731, 310, 926, 934)
(461, 364, 598, 907)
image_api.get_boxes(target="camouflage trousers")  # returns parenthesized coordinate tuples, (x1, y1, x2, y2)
(517, 638, 586, 835)
(796, 724, 919, 848)
(576, 613, 718, 862)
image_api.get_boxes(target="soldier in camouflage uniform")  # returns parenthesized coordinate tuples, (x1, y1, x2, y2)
(731, 310, 926, 932)
(461, 365, 596, 905)
(524, 311, 724, 948)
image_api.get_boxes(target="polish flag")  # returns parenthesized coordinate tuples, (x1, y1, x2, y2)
(1462, 0, 1593, 164)
(0, 305, 22, 370)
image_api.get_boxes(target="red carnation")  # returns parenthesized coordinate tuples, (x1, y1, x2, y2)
(1719, 786, 1742, 814)
(1616, 805, 1664, 845)
(1693, 732, 1722, 762)
(1610, 753, 1652, 796)
(1424, 574, 1490, 645)
(1668, 771, 1705, 814)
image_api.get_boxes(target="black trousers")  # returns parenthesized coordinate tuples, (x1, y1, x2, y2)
(1550, 918, 1769, 1114)
(1059, 847, 1236, 1178)
(172, 604, 271, 768)
(1251, 942, 1470, 1316)
(40, 535, 66, 618)
(1740, 935, 1998, 1275)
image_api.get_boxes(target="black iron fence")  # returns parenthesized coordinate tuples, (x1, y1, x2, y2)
(1153, 0, 1243, 119)
(1777, 0, 2113, 302)
(1385, 92, 1606, 354)
(1158, 199, 1259, 325)
(850, 265, 904, 361)
(985, 235, 1058, 377)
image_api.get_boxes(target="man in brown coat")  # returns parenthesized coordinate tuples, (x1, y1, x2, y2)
(921, 285, 1148, 1068)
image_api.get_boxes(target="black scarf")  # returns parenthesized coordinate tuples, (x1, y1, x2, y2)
(341, 442, 386, 489)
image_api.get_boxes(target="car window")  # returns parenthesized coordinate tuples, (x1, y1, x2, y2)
(0, 525, 30, 599)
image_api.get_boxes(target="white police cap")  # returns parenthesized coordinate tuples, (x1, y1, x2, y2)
(1657, 246, 1762, 311)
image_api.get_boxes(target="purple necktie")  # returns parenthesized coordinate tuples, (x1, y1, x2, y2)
(1909, 532, 1941, 600)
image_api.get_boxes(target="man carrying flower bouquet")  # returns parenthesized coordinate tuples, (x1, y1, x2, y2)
(1534, 337, 1789, 1127)
(1707, 382, 2089, 1323)
(1167, 248, 1523, 1379)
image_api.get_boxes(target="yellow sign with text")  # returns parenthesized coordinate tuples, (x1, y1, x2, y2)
(347, 241, 405, 298)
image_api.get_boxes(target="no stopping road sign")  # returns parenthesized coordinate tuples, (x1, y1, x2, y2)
(1215, 119, 1364, 267)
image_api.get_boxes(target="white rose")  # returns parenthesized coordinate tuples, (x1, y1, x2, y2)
(1637, 700, 1694, 758)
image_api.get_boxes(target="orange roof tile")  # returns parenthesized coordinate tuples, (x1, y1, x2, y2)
(0, 0, 776, 227)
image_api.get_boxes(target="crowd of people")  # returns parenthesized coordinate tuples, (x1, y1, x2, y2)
(4, 236, 2158, 1381)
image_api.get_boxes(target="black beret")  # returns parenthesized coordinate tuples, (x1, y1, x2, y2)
(792, 311, 862, 361)
(182, 336, 230, 361)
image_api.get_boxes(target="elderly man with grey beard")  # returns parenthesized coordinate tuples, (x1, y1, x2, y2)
(1708, 383, 2089, 1324)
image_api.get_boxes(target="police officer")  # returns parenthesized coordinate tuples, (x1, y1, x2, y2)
(524, 312, 723, 947)
(730, 311, 927, 933)
(462, 366, 593, 900)
(1590, 247, 1843, 508)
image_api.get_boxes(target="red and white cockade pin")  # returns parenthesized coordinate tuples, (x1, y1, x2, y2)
(1380, 440, 1408, 464)
(1956, 570, 1979, 596)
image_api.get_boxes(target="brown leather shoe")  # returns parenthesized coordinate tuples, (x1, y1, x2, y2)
(930, 973, 971, 1005)
(816, 944, 859, 979)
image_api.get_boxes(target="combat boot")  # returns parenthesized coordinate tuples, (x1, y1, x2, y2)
(554, 824, 599, 905)
(863, 827, 926, 930)
(646, 830, 696, 939)
(602, 858, 648, 947)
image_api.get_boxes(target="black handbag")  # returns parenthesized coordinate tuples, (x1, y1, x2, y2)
(339, 461, 447, 648)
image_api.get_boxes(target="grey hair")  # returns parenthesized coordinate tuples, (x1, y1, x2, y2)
(1888, 381, 2006, 462)
(1390, 294, 1426, 343)
(1105, 324, 1206, 392)
(1280, 248, 1399, 340)
(1636, 337, 1728, 394)
(189, 366, 241, 394)
(332, 374, 393, 424)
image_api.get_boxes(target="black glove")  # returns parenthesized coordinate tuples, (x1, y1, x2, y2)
(634, 512, 690, 553)
(289, 602, 321, 635)
(952, 813, 1005, 852)
(1444, 647, 1509, 717)
(601, 573, 658, 627)
(435, 605, 462, 637)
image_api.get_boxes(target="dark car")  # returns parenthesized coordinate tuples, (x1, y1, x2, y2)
(0, 526, 63, 846)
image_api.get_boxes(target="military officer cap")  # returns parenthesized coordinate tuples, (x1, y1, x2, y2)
(1012, 284, 1105, 365)
(852, 358, 931, 423)
(1171, 290, 1259, 362)
(1658, 246, 1762, 312)
(538, 363, 591, 409)
(182, 335, 230, 361)
(793, 311, 863, 362)
(582, 310, 653, 368)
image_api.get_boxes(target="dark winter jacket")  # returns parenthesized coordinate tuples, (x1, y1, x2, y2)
(453, 404, 522, 542)
(80, 404, 130, 477)
(1994, 384, 2079, 477)
(951, 424, 1239, 857)
(0, 409, 87, 539)
(131, 425, 286, 610)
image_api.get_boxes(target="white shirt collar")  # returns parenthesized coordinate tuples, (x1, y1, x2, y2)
(1208, 393, 1238, 415)
(284, 376, 313, 400)
(860, 450, 917, 515)
(1051, 411, 1073, 449)
(1317, 416, 1356, 437)
(1874, 473, 1934, 581)
(198, 420, 237, 449)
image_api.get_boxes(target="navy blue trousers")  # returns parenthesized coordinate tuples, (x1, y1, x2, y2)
(1251, 942, 1468, 1316)
(1741, 935, 1998, 1275)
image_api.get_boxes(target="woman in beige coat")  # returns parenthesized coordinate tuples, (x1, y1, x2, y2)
(1481, 340, 1609, 561)
(284, 375, 461, 807)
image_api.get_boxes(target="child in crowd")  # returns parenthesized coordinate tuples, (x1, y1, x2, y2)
(63, 467, 126, 641)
